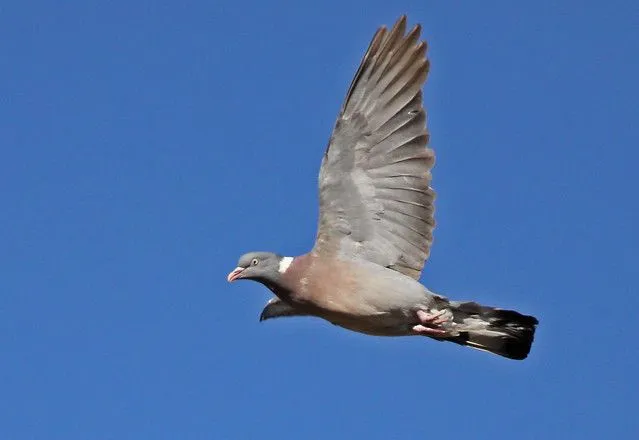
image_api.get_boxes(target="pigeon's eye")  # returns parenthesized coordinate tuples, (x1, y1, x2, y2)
(251, 258, 259, 266)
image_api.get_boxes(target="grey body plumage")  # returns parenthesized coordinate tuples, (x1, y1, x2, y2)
(227, 16, 538, 360)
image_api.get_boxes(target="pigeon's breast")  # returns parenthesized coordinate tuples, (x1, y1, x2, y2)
(288, 257, 436, 336)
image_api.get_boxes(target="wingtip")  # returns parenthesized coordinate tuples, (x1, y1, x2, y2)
(378, 14, 408, 34)
(390, 15, 407, 35)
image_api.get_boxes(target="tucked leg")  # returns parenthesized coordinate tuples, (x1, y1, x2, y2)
(412, 309, 450, 336)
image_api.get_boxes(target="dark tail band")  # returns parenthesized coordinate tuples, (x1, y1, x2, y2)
(446, 301, 538, 360)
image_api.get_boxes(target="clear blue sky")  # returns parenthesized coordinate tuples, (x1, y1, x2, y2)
(2, 1, 638, 438)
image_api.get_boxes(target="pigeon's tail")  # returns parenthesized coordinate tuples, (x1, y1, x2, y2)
(438, 300, 538, 360)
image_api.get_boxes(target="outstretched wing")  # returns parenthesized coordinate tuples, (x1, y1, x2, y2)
(313, 16, 435, 280)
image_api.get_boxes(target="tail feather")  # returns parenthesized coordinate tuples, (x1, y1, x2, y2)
(441, 300, 538, 360)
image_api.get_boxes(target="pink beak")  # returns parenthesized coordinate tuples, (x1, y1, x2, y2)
(227, 267, 245, 282)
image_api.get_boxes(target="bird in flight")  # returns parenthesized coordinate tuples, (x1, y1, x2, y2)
(227, 16, 538, 360)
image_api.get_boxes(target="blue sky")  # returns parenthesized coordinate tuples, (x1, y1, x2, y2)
(1, 1, 638, 438)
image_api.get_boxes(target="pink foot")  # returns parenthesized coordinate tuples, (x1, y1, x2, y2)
(412, 310, 449, 336)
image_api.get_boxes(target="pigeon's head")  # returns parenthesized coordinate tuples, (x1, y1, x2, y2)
(226, 251, 291, 284)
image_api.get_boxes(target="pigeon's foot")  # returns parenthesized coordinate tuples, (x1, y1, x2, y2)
(412, 309, 449, 336)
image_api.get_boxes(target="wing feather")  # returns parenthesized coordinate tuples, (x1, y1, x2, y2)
(313, 16, 435, 280)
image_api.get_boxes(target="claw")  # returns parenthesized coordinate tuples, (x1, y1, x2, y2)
(412, 324, 447, 336)
(417, 309, 448, 323)
(413, 309, 450, 336)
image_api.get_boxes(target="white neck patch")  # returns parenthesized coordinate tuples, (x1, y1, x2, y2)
(278, 256, 294, 274)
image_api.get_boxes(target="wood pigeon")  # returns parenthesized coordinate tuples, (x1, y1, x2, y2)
(227, 16, 538, 360)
